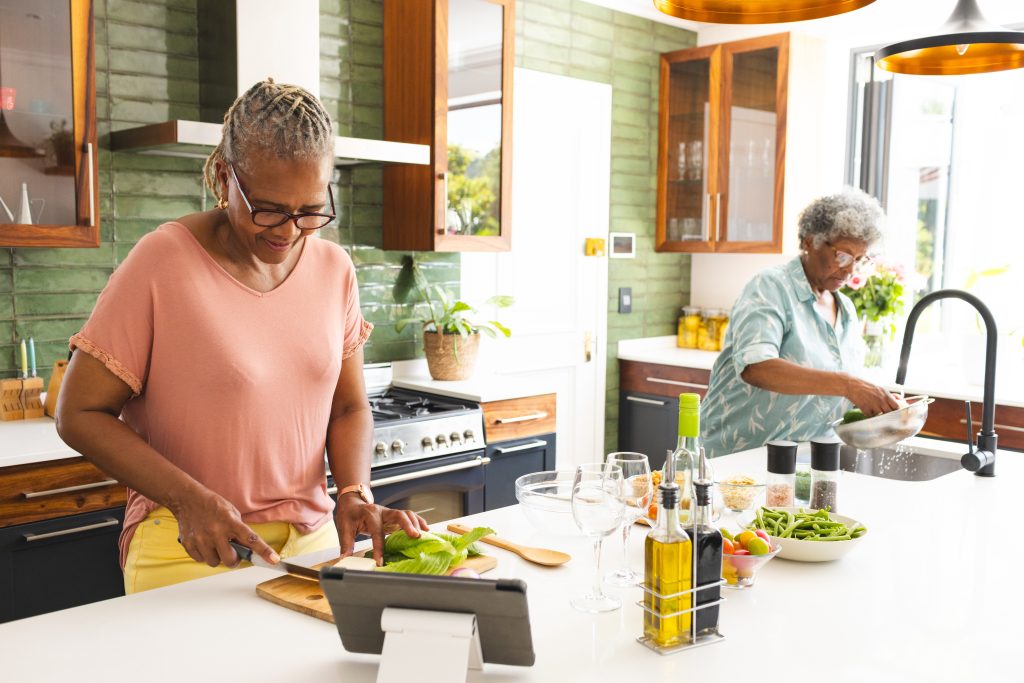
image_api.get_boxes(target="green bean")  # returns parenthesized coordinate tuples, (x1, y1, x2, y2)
(748, 506, 867, 542)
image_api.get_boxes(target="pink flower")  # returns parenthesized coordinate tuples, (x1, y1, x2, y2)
(846, 273, 866, 290)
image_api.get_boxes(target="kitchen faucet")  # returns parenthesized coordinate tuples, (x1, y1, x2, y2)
(896, 289, 997, 477)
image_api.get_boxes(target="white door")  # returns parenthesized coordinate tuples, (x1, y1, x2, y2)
(461, 68, 612, 468)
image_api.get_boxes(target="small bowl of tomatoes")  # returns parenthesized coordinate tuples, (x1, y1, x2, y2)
(721, 528, 780, 589)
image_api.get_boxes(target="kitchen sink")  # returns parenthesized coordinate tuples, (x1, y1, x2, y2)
(837, 445, 963, 481)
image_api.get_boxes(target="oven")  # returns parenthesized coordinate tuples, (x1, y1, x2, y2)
(327, 365, 488, 524)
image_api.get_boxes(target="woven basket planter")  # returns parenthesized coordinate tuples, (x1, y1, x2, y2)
(423, 330, 481, 380)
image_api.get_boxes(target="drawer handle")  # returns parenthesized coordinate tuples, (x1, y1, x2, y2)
(645, 377, 708, 390)
(22, 479, 119, 499)
(493, 439, 547, 454)
(494, 411, 548, 425)
(960, 419, 1024, 434)
(368, 456, 491, 488)
(626, 396, 666, 406)
(23, 518, 119, 542)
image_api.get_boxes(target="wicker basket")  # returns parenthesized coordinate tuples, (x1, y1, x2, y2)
(423, 331, 480, 380)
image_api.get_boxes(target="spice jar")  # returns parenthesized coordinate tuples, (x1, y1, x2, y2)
(701, 309, 728, 351)
(677, 306, 702, 349)
(809, 438, 841, 512)
(765, 440, 797, 507)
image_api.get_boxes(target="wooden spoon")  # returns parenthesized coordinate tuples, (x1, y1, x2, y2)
(447, 523, 571, 567)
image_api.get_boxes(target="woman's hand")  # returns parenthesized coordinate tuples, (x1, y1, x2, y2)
(335, 494, 430, 565)
(171, 488, 279, 568)
(844, 376, 901, 417)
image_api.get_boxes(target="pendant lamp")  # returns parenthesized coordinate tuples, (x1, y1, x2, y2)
(875, 0, 1024, 76)
(0, 18, 44, 158)
(652, 0, 876, 24)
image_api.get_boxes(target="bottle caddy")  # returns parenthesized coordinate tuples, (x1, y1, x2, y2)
(638, 393, 725, 654)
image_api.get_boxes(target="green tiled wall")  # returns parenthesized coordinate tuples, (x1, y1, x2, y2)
(516, 0, 695, 453)
(2, 0, 692, 455)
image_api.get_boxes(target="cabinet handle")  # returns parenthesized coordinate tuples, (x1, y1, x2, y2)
(626, 396, 666, 406)
(23, 517, 119, 542)
(494, 411, 548, 425)
(438, 172, 448, 234)
(645, 377, 708, 390)
(86, 142, 96, 227)
(493, 439, 547, 454)
(22, 478, 118, 499)
(704, 194, 712, 241)
(715, 192, 722, 241)
(959, 418, 1024, 434)
(369, 456, 490, 488)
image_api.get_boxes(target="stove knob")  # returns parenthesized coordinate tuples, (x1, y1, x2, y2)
(436, 434, 449, 448)
(421, 437, 435, 452)
(463, 429, 475, 443)
(449, 432, 462, 445)
(374, 441, 388, 457)
(390, 439, 406, 455)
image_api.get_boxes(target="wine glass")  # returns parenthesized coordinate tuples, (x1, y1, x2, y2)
(604, 452, 653, 586)
(570, 462, 625, 613)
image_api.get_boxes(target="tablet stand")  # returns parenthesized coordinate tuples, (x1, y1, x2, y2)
(377, 607, 483, 683)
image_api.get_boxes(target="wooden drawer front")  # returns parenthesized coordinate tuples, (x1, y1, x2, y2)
(0, 458, 126, 529)
(923, 397, 1024, 451)
(482, 394, 557, 443)
(620, 360, 711, 399)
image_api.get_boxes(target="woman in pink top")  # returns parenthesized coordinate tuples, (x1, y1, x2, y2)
(55, 80, 427, 593)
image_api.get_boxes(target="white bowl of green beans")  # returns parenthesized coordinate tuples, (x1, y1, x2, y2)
(748, 507, 868, 562)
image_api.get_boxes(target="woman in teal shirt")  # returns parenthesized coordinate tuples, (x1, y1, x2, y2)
(702, 190, 900, 458)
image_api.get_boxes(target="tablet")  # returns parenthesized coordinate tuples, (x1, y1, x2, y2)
(320, 568, 536, 667)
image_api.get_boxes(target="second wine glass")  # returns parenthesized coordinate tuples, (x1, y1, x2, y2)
(604, 452, 653, 586)
(570, 462, 625, 613)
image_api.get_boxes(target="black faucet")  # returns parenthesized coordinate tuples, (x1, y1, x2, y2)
(896, 289, 997, 477)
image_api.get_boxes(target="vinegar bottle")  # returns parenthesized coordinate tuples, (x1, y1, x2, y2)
(690, 471, 723, 637)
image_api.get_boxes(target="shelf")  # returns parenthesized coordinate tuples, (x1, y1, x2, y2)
(44, 165, 74, 176)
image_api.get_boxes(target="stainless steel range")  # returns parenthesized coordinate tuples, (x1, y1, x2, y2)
(368, 388, 484, 468)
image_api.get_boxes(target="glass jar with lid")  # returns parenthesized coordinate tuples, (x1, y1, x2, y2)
(677, 306, 702, 349)
(701, 309, 728, 351)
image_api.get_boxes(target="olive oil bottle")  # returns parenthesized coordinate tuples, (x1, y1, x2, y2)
(643, 448, 693, 647)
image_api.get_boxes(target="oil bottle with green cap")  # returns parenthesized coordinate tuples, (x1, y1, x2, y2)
(662, 393, 702, 521)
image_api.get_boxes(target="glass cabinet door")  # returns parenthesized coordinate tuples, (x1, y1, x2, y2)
(719, 37, 786, 251)
(0, 0, 98, 248)
(659, 48, 715, 250)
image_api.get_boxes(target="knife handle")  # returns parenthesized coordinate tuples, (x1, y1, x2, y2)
(228, 540, 253, 564)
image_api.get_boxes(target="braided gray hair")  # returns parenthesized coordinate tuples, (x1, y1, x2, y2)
(798, 188, 885, 248)
(203, 79, 334, 206)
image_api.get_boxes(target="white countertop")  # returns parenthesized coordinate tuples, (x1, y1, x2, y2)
(391, 359, 558, 403)
(0, 416, 81, 468)
(3, 439, 1019, 682)
(619, 335, 1024, 408)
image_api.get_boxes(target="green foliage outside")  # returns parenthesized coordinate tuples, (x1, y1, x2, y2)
(447, 144, 500, 236)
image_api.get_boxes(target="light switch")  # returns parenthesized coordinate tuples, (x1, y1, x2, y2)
(619, 287, 632, 314)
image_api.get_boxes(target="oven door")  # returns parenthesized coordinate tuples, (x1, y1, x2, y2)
(329, 451, 487, 525)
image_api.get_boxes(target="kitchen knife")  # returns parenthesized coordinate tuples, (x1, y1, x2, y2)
(228, 541, 320, 582)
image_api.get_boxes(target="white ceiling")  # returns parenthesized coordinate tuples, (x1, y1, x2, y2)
(583, 0, 1024, 48)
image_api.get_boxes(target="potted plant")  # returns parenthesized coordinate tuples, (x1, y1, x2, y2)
(841, 259, 910, 368)
(393, 256, 512, 380)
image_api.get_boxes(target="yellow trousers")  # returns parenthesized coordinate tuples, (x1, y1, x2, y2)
(123, 506, 339, 594)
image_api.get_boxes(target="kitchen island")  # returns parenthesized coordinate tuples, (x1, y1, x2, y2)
(2, 438, 1019, 683)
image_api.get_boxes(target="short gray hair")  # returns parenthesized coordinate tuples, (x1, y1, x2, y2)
(797, 188, 885, 248)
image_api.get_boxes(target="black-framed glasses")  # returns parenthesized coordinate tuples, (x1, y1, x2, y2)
(828, 243, 873, 270)
(228, 163, 336, 231)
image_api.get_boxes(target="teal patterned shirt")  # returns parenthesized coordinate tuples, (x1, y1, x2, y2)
(701, 257, 864, 458)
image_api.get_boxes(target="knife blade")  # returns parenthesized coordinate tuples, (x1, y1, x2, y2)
(228, 541, 321, 582)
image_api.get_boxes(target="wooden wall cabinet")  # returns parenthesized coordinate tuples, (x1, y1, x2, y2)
(383, 0, 514, 252)
(656, 33, 788, 254)
(0, 0, 99, 248)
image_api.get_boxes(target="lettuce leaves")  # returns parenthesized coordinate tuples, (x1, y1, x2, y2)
(367, 527, 494, 575)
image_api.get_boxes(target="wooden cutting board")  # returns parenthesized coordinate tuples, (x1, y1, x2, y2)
(255, 554, 497, 623)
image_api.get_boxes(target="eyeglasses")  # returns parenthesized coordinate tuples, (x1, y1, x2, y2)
(228, 163, 336, 231)
(828, 244, 873, 270)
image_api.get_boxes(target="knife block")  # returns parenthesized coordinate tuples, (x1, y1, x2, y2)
(1, 378, 25, 421)
(22, 377, 44, 419)
(44, 360, 68, 418)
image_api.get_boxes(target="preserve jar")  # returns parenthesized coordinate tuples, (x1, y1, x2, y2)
(677, 306, 702, 349)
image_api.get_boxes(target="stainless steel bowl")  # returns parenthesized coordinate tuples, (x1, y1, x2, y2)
(830, 395, 934, 449)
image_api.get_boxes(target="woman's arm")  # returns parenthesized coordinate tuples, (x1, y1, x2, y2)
(326, 349, 428, 563)
(55, 351, 279, 567)
(741, 358, 900, 416)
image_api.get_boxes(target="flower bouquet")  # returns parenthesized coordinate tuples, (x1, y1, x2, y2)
(841, 260, 909, 368)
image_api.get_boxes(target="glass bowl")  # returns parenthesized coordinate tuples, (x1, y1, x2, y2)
(716, 476, 766, 512)
(722, 544, 780, 589)
(514, 470, 580, 536)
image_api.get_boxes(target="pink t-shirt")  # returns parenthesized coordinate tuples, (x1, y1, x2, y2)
(69, 222, 372, 566)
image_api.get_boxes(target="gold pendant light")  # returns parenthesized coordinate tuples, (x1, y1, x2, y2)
(652, 0, 876, 24)
(876, 0, 1024, 76)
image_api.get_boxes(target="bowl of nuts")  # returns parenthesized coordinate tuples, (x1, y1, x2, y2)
(716, 474, 765, 512)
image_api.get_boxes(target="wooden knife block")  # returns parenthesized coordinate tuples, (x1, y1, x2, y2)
(22, 377, 44, 419)
(44, 360, 68, 418)
(1, 378, 25, 421)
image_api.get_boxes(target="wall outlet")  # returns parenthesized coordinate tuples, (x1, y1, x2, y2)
(618, 287, 632, 314)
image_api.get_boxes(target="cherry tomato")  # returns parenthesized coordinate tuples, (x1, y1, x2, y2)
(733, 548, 751, 556)
(722, 538, 735, 555)
(754, 529, 771, 544)
(736, 530, 757, 549)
